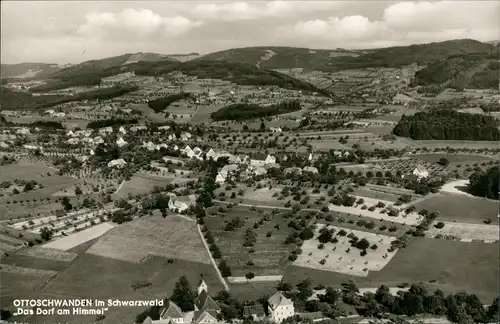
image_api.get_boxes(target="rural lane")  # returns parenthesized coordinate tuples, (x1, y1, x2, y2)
(196, 224, 229, 291)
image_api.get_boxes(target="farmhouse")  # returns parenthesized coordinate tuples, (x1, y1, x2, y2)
(131, 125, 148, 132)
(412, 165, 429, 180)
(303, 166, 319, 174)
(270, 127, 282, 133)
(107, 158, 127, 168)
(267, 292, 295, 323)
(168, 195, 196, 213)
(116, 137, 128, 147)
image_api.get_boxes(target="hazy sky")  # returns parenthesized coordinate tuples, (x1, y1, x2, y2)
(1, 0, 499, 64)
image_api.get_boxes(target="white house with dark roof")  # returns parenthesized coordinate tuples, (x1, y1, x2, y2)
(116, 137, 128, 147)
(267, 292, 295, 323)
(303, 166, 318, 174)
(265, 154, 277, 164)
(412, 165, 429, 180)
(107, 158, 127, 168)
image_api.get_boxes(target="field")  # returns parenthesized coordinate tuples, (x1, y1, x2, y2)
(43, 222, 116, 250)
(190, 104, 225, 123)
(426, 222, 498, 242)
(328, 196, 423, 226)
(129, 103, 169, 123)
(87, 215, 210, 264)
(293, 225, 399, 277)
(411, 153, 494, 163)
(113, 173, 174, 199)
(20, 255, 224, 324)
(413, 193, 498, 225)
(284, 238, 499, 302)
(204, 206, 296, 276)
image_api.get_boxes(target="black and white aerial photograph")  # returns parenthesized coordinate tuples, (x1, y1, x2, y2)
(0, 1, 499, 323)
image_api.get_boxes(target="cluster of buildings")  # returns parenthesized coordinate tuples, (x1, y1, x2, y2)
(146, 280, 295, 324)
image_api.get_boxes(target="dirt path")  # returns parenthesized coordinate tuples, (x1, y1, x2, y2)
(113, 180, 126, 195)
(196, 224, 229, 291)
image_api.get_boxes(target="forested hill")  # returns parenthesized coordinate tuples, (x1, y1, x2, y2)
(392, 110, 500, 141)
(412, 53, 499, 89)
(197, 39, 495, 71)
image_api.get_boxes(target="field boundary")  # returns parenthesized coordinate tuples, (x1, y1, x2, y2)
(197, 224, 229, 291)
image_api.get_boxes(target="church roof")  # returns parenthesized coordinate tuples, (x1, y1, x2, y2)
(196, 290, 220, 312)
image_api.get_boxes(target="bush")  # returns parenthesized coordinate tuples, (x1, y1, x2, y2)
(434, 222, 445, 229)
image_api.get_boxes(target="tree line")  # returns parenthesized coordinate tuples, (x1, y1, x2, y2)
(86, 118, 138, 129)
(392, 110, 500, 141)
(147, 92, 192, 113)
(211, 101, 301, 121)
(469, 166, 499, 199)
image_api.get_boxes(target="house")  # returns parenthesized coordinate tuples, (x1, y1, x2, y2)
(181, 132, 192, 141)
(107, 158, 127, 168)
(143, 141, 156, 151)
(206, 149, 217, 160)
(168, 195, 196, 213)
(308, 153, 313, 161)
(284, 167, 302, 175)
(303, 166, 319, 174)
(168, 134, 177, 141)
(155, 144, 169, 151)
(182, 145, 192, 154)
(89, 149, 95, 155)
(412, 165, 429, 180)
(116, 137, 128, 147)
(158, 301, 184, 324)
(16, 127, 30, 135)
(270, 127, 282, 133)
(93, 136, 104, 144)
(99, 126, 113, 135)
(131, 125, 147, 132)
(67, 138, 80, 144)
(53, 112, 66, 117)
(267, 292, 295, 323)
(118, 126, 127, 134)
(66, 130, 74, 137)
(236, 155, 250, 164)
(158, 125, 171, 131)
(265, 154, 277, 164)
(215, 173, 226, 184)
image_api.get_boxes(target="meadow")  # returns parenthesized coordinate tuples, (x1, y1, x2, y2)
(204, 206, 296, 276)
(284, 238, 499, 302)
(87, 215, 210, 264)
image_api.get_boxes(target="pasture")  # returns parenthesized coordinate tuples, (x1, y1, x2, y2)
(425, 222, 498, 242)
(113, 173, 174, 199)
(43, 222, 116, 250)
(293, 224, 399, 277)
(204, 206, 296, 276)
(284, 238, 499, 302)
(87, 215, 210, 264)
(22, 255, 224, 324)
(413, 193, 498, 225)
(327, 196, 423, 226)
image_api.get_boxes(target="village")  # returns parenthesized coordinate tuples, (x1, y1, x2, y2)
(1, 36, 499, 324)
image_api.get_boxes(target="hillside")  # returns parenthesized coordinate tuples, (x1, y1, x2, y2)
(412, 53, 499, 89)
(1, 63, 61, 79)
(198, 39, 496, 71)
(29, 54, 176, 92)
(58, 59, 330, 95)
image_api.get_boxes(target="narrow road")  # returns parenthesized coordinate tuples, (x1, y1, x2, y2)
(113, 180, 126, 195)
(196, 224, 229, 291)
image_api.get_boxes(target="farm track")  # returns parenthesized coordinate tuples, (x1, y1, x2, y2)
(197, 224, 229, 291)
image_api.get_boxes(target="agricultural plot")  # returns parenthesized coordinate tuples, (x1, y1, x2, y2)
(26, 255, 224, 324)
(0, 264, 58, 277)
(43, 222, 116, 251)
(0, 162, 57, 181)
(412, 153, 494, 164)
(284, 238, 499, 302)
(190, 104, 225, 123)
(413, 193, 498, 225)
(113, 174, 174, 199)
(426, 222, 499, 242)
(204, 207, 296, 276)
(129, 103, 169, 123)
(293, 224, 399, 277)
(370, 158, 444, 176)
(87, 215, 210, 264)
(16, 246, 78, 262)
(328, 196, 423, 226)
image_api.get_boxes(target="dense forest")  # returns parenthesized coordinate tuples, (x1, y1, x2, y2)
(147, 92, 191, 113)
(211, 101, 301, 121)
(87, 118, 138, 129)
(469, 166, 499, 199)
(0, 85, 137, 110)
(412, 53, 499, 90)
(392, 110, 500, 141)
